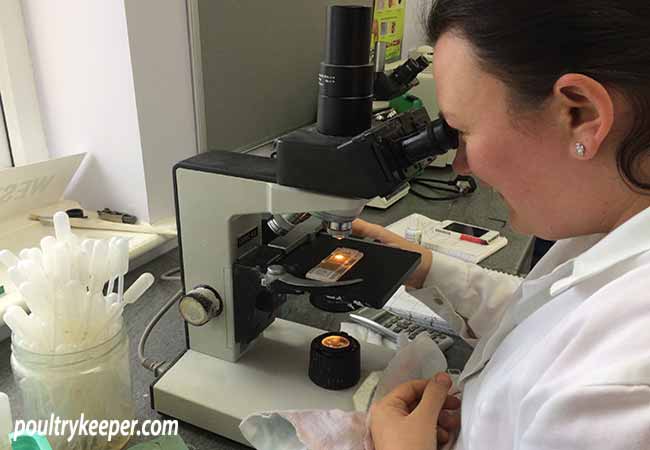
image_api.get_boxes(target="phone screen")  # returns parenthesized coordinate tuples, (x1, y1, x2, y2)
(443, 222, 489, 237)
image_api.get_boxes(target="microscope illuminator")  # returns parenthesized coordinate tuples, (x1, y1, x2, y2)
(309, 331, 361, 390)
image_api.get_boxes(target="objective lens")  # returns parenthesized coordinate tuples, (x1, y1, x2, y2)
(325, 221, 353, 240)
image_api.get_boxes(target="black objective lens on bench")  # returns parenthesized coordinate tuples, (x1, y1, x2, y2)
(317, 6, 374, 137)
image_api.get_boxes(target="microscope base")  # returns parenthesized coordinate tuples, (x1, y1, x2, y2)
(151, 319, 395, 446)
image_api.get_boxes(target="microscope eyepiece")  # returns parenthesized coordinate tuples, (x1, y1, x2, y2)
(390, 56, 431, 87)
(324, 6, 372, 66)
(317, 5, 374, 137)
(401, 116, 459, 164)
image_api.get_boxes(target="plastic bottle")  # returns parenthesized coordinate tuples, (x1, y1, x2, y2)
(405, 226, 422, 244)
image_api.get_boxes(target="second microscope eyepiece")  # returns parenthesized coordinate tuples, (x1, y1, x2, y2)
(317, 5, 374, 137)
(401, 116, 459, 164)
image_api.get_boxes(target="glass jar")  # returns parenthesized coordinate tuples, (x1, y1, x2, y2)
(11, 322, 134, 450)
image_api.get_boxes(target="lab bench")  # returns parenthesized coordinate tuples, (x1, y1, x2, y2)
(0, 169, 534, 449)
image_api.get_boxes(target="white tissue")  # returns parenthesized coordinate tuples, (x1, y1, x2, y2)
(240, 410, 370, 450)
(240, 334, 448, 450)
(373, 333, 448, 403)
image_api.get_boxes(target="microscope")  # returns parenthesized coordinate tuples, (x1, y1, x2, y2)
(150, 5, 458, 445)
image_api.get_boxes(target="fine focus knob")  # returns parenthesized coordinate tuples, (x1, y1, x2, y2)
(309, 332, 361, 390)
(179, 285, 223, 326)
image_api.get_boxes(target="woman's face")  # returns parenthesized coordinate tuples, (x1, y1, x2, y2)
(433, 32, 578, 238)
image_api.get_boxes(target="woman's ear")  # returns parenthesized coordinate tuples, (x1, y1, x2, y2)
(553, 73, 614, 160)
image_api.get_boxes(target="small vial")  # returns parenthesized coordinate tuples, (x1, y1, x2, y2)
(405, 226, 422, 244)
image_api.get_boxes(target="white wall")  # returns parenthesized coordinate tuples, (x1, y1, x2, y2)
(21, 0, 149, 221)
(20, 0, 197, 223)
(402, 0, 432, 58)
(124, 0, 197, 222)
(0, 0, 49, 166)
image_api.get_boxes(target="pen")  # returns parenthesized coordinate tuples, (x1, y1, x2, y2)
(460, 234, 489, 245)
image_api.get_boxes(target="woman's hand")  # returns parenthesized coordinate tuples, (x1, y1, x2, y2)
(352, 219, 432, 288)
(369, 373, 461, 450)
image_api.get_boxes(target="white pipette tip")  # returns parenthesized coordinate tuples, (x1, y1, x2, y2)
(115, 238, 130, 303)
(17, 260, 48, 291)
(27, 248, 43, 267)
(40, 237, 57, 276)
(7, 266, 26, 289)
(0, 250, 18, 270)
(40, 235, 56, 250)
(81, 239, 94, 254)
(0, 392, 12, 449)
(53, 211, 72, 241)
(89, 240, 109, 293)
(18, 282, 48, 319)
(123, 272, 155, 305)
(54, 242, 71, 285)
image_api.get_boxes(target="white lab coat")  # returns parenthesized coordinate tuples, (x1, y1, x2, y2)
(416, 207, 650, 450)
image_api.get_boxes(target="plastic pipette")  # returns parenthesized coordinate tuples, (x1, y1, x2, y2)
(106, 237, 121, 294)
(2, 211, 146, 352)
(53, 211, 72, 241)
(116, 239, 130, 303)
(18, 282, 50, 320)
(86, 273, 154, 344)
(0, 250, 19, 269)
(89, 240, 109, 294)
(26, 248, 44, 269)
(123, 273, 155, 305)
(3, 306, 43, 350)
(40, 236, 57, 278)
(7, 266, 27, 288)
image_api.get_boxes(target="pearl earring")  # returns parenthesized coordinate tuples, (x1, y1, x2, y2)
(576, 143, 586, 157)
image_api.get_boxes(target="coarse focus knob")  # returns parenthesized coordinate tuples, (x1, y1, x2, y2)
(179, 285, 223, 326)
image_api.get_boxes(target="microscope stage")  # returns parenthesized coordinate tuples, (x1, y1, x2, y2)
(151, 319, 394, 446)
(277, 234, 421, 309)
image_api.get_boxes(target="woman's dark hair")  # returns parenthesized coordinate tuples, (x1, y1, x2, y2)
(427, 1, 650, 191)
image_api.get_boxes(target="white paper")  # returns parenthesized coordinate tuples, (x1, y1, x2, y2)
(0, 154, 85, 221)
(387, 213, 508, 264)
(384, 286, 447, 325)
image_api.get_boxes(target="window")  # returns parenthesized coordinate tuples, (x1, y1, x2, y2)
(0, 0, 48, 166)
(0, 95, 11, 168)
(0, 0, 49, 318)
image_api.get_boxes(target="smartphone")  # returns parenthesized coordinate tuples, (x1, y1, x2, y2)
(437, 220, 499, 243)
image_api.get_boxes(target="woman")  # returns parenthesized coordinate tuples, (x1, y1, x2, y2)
(363, 1, 650, 449)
